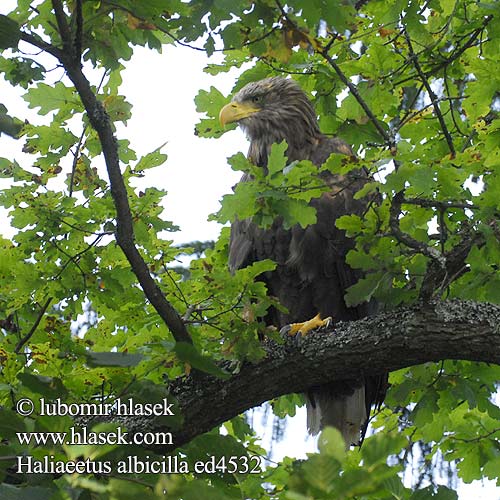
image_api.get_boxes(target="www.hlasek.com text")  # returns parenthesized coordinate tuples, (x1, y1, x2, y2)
(17, 426, 173, 447)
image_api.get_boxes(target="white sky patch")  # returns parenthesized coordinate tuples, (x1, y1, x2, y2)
(115, 45, 246, 244)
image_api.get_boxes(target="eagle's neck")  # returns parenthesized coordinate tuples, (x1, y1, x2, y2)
(243, 100, 322, 167)
(246, 122, 321, 167)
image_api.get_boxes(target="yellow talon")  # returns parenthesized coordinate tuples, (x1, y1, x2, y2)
(287, 313, 333, 336)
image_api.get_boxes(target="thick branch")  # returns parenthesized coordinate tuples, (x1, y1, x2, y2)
(74, 0, 83, 60)
(134, 299, 500, 451)
(62, 66, 192, 344)
(51, 0, 74, 60)
(419, 229, 484, 301)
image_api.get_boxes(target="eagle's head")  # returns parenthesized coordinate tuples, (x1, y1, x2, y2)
(219, 77, 321, 149)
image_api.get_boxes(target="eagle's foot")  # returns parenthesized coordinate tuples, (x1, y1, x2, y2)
(280, 313, 333, 338)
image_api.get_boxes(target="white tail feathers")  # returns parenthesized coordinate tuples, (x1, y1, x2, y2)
(306, 386, 367, 448)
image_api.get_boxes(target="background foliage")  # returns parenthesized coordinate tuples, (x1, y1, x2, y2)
(0, 0, 499, 498)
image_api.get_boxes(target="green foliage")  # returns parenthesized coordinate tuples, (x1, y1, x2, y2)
(194, 86, 232, 138)
(214, 142, 331, 229)
(0, 13, 19, 49)
(271, 393, 305, 418)
(254, 428, 459, 499)
(0, 103, 22, 138)
(0, 0, 499, 498)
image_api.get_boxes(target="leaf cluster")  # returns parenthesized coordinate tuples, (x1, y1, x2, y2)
(214, 141, 332, 230)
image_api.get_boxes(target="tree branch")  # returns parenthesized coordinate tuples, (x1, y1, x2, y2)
(403, 25, 455, 157)
(424, 17, 492, 82)
(128, 299, 500, 452)
(403, 197, 478, 211)
(73, 0, 83, 61)
(390, 191, 445, 264)
(63, 68, 192, 345)
(22, 8, 192, 344)
(393, 17, 491, 89)
(51, 0, 75, 61)
(318, 50, 395, 149)
(419, 227, 484, 301)
(274, 0, 395, 150)
(19, 31, 62, 59)
(15, 298, 53, 354)
(101, 0, 280, 53)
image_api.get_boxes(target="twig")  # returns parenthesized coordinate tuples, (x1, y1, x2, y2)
(436, 17, 492, 71)
(437, 264, 468, 297)
(19, 31, 63, 59)
(398, 95, 462, 130)
(52, 234, 103, 284)
(452, 427, 500, 443)
(419, 227, 483, 301)
(59, 218, 113, 236)
(394, 18, 491, 88)
(390, 191, 445, 264)
(402, 197, 478, 211)
(69, 130, 88, 198)
(51, 239, 88, 285)
(322, 33, 337, 53)
(15, 298, 53, 353)
(259, 57, 317, 75)
(162, 265, 189, 308)
(203, 286, 248, 323)
(51, 0, 75, 61)
(427, 360, 445, 388)
(443, 68, 467, 138)
(101, 0, 279, 53)
(460, 129, 477, 153)
(403, 25, 455, 156)
(275, 0, 395, 150)
(69, 69, 108, 196)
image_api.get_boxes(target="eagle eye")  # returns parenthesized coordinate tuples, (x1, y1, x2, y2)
(251, 95, 262, 104)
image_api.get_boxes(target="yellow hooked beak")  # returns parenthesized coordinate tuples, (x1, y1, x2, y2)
(219, 101, 260, 126)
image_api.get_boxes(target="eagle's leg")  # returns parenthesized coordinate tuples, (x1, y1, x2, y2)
(281, 313, 332, 337)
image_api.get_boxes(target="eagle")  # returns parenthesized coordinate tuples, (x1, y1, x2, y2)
(219, 76, 387, 447)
